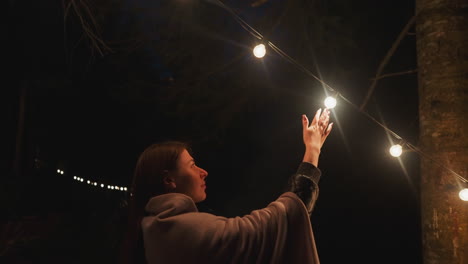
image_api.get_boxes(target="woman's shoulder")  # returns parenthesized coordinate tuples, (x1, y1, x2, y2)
(145, 193, 198, 216)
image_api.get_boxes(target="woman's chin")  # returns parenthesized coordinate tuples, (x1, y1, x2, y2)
(194, 193, 207, 203)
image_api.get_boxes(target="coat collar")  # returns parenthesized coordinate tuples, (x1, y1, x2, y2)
(145, 193, 198, 217)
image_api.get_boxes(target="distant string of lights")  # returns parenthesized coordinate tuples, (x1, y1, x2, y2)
(56, 169, 128, 192)
(207, 0, 468, 200)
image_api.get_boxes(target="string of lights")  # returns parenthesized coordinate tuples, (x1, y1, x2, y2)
(54, 0, 467, 201)
(55, 169, 128, 192)
(207, 0, 468, 200)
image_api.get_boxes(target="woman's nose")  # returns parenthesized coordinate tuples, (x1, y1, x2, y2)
(200, 168, 208, 178)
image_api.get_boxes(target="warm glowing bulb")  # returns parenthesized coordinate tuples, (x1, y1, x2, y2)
(94, 182, 97, 186)
(73, 176, 77, 180)
(80, 178, 84, 182)
(389, 144, 403, 157)
(101, 184, 104, 188)
(57, 169, 61, 173)
(253, 44, 266, 58)
(61, 171, 64, 175)
(87, 180, 90, 184)
(459, 188, 468, 201)
(324, 96, 337, 109)
(124, 187, 128, 191)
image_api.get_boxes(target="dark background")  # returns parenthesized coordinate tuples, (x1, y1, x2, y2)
(4, 0, 420, 263)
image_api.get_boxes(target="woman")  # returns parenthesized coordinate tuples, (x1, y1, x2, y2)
(122, 108, 332, 264)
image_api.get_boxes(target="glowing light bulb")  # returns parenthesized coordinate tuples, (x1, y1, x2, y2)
(94, 182, 97, 186)
(87, 180, 90, 184)
(389, 144, 403, 157)
(57, 169, 61, 173)
(80, 178, 84, 182)
(459, 188, 468, 201)
(324, 96, 337, 109)
(60, 171, 64, 175)
(253, 44, 266, 58)
(101, 184, 104, 188)
(73, 176, 77, 180)
(124, 187, 128, 191)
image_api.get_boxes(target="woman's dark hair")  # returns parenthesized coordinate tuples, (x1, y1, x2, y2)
(120, 141, 189, 264)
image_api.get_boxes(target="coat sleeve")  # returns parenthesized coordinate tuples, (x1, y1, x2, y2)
(286, 162, 321, 214)
(141, 192, 318, 264)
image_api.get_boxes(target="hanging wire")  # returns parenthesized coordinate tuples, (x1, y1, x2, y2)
(268, 42, 335, 92)
(207, 0, 467, 183)
(406, 143, 468, 183)
(338, 94, 403, 140)
(204, 0, 263, 40)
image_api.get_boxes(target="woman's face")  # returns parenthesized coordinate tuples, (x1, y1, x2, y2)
(171, 149, 208, 202)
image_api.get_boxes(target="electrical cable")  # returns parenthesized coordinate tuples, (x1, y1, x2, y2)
(209, 0, 467, 183)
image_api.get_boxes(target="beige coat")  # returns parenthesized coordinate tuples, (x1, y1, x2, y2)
(142, 192, 319, 264)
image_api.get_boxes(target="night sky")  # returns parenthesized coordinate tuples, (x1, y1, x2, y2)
(5, 0, 421, 263)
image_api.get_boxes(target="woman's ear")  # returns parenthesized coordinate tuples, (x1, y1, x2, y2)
(163, 171, 176, 191)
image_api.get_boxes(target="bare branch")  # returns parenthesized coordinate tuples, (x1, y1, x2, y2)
(359, 15, 416, 111)
(369, 69, 418, 81)
(64, 0, 113, 57)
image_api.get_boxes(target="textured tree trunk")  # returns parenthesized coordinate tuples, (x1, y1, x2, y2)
(416, 0, 468, 263)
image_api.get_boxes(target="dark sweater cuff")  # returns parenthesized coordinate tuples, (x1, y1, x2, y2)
(296, 162, 321, 183)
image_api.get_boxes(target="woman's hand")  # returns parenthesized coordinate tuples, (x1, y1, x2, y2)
(302, 108, 333, 166)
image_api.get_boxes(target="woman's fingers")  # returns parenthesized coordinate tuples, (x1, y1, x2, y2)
(302, 110, 333, 149)
(317, 108, 329, 132)
(305, 108, 331, 134)
(302, 114, 309, 131)
(320, 111, 329, 130)
(327, 122, 333, 135)
(322, 123, 333, 145)
(311, 108, 322, 126)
